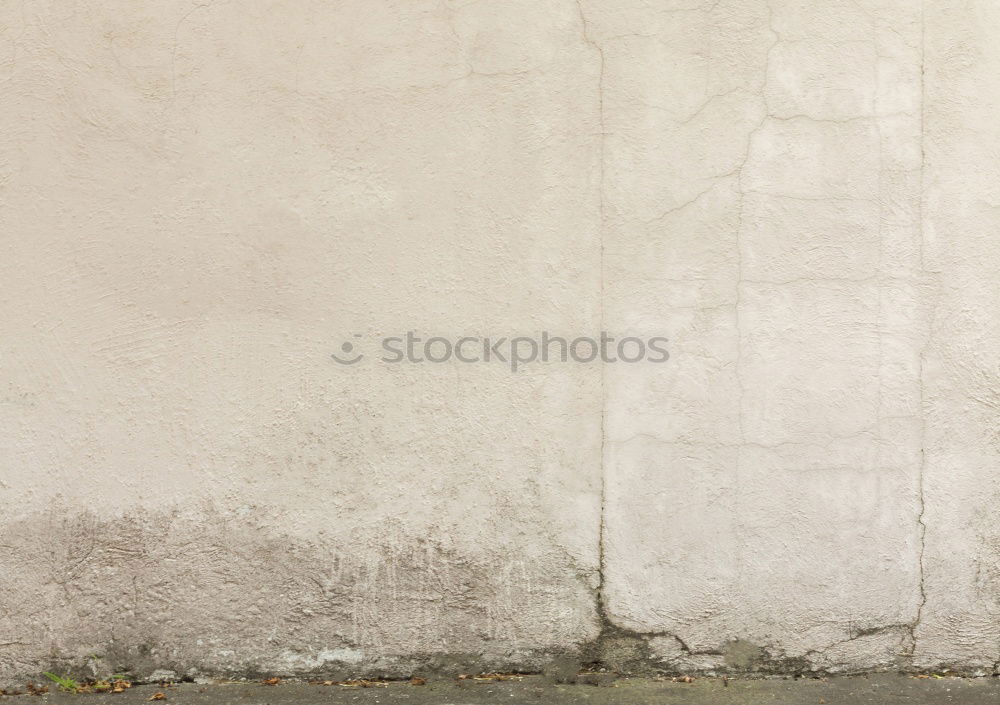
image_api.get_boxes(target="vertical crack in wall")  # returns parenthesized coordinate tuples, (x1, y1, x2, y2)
(731, 1, 778, 621)
(911, 0, 928, 662)
(573, 0, 610, 626)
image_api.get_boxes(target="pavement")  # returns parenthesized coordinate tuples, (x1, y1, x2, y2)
(4, 675, 1000, 705)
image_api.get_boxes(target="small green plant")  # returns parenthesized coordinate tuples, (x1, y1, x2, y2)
(41, 672, 133, 694)
(43, 672, 80, 693)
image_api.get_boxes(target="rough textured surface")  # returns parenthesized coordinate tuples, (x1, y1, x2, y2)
(0, 0, 998, 683)
(0, 0, 602, 681)
(914, 0, 1000, 673)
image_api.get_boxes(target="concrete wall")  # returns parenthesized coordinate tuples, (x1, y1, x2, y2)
(1, 0, 998, 682)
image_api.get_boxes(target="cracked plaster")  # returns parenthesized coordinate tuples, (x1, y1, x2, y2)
(1, 0, 998, 682)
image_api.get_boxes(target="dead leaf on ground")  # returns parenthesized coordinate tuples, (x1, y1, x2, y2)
(472, 673, 523, 682)
(148, 693, 166, 701)
(262, 678, 282, 686)
(409, 677, 426, 685)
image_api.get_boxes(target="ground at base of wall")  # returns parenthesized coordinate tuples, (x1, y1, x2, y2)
(4, 675, 1000, 705)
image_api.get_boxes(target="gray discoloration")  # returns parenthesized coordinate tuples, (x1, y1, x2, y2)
(0, 510, 597, 683)
(722, 640, 766, 671)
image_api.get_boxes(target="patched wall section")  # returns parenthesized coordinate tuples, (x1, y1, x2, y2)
(599, 0, 927, 673)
